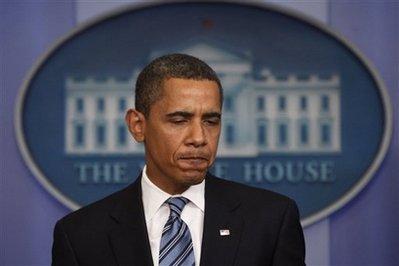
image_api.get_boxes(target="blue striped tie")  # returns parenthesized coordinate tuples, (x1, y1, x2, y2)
(159, 197, 195, 266)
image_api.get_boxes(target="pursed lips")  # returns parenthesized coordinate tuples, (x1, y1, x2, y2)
(179, 156, 208, 163)
(178, 153, 209, 161)
(178, 154, 210, 168)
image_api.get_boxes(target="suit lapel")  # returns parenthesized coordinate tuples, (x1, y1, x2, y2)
(200, 175, 244, 266)
(108, 176, 154, 266)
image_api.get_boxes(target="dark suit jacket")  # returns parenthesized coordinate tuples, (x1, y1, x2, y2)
(52, 174, 305, 266)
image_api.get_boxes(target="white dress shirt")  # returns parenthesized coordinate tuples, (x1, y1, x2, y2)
(141, 166, 205, 266)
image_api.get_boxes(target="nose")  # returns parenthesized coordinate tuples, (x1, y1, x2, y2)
(186, 120, 207, 147)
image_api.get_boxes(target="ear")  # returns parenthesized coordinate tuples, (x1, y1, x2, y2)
(125, 109, 146, 142)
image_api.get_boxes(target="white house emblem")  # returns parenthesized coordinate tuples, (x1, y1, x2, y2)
(16, 2, 391, 227)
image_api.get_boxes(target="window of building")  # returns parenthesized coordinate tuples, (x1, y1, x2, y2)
(257, 120, 267, 146)
(300, 96, 307, 111)
(277, 123, 288, 146)
(74, 123, 85, 147)
(321, 95, 330, 112)
(225, 124, 235, 145)
(257, 96, 265, 112)
(76, 98, 84, 113)
(224, 96, 234, 112)
(300, 122, 309, 145)
(97, 98, 105, 112)
(118, 98, 126, 113)
(278, 96, 286, 112)
(117, 123, 126, 146)
(321, 123, 332, 145)
(96, 123, 106, 147)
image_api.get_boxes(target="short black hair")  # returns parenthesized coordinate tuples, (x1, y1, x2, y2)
(135, 53, 223, 116)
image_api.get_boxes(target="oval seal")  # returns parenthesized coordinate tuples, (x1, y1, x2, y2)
(15, 1, 392, 226)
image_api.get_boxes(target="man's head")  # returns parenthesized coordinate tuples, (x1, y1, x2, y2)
(134, 53, 223, 117)
(126, 54, 223, 195)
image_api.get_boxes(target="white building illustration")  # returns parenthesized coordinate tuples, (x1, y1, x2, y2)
(65, 43, 341, 156)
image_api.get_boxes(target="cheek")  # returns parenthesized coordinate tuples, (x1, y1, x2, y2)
(208, 128, 221, 143)
(157, 131, 184, 157)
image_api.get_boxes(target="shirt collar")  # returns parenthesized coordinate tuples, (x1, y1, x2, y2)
(141, 165, 205, 222)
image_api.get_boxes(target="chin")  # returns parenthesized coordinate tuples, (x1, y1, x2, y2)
(180, 170, 207, 185)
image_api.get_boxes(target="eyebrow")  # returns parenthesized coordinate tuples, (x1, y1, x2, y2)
(166, 111, 221, 119)
(166, 111, 193, 119)
(202, 112, 221, 120)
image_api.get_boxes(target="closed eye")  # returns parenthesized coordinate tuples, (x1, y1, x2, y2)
(166, 111, 192, 125)
(173, 120, 187, 124)
(169, 117, 188, 124)
(203, 112, 221, 126)
(204, 118, 220, 125)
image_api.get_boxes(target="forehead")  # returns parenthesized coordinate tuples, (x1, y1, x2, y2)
(157, 78, 221, 111)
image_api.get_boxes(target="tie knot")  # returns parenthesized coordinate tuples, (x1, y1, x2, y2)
(167, 197, 189, 217)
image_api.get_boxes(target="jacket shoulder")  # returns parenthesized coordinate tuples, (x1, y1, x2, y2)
(208, 174, 293, 204)
(55, 183, 135, 230)
(206, 174, 300, 223)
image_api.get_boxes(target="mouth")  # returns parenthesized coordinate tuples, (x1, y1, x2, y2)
(177, 154, 210, 170)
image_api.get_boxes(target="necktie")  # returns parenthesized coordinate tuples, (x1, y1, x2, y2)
(159, 197, 195, 266)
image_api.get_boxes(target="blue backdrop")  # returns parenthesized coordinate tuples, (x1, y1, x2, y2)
(1, 1, 398, 265)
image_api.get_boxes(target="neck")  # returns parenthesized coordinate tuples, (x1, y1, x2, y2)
(145, 169, 189, 195)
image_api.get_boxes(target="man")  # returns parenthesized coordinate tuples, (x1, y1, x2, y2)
(52, 54, 305, 266)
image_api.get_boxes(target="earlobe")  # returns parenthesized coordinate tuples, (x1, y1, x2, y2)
(125, 109, 145, 142)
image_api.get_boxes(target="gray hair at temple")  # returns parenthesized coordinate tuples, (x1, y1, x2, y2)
(134, 53, 223, 117)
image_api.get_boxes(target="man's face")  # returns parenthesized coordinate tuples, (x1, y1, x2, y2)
(129, 78, 221, 194)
